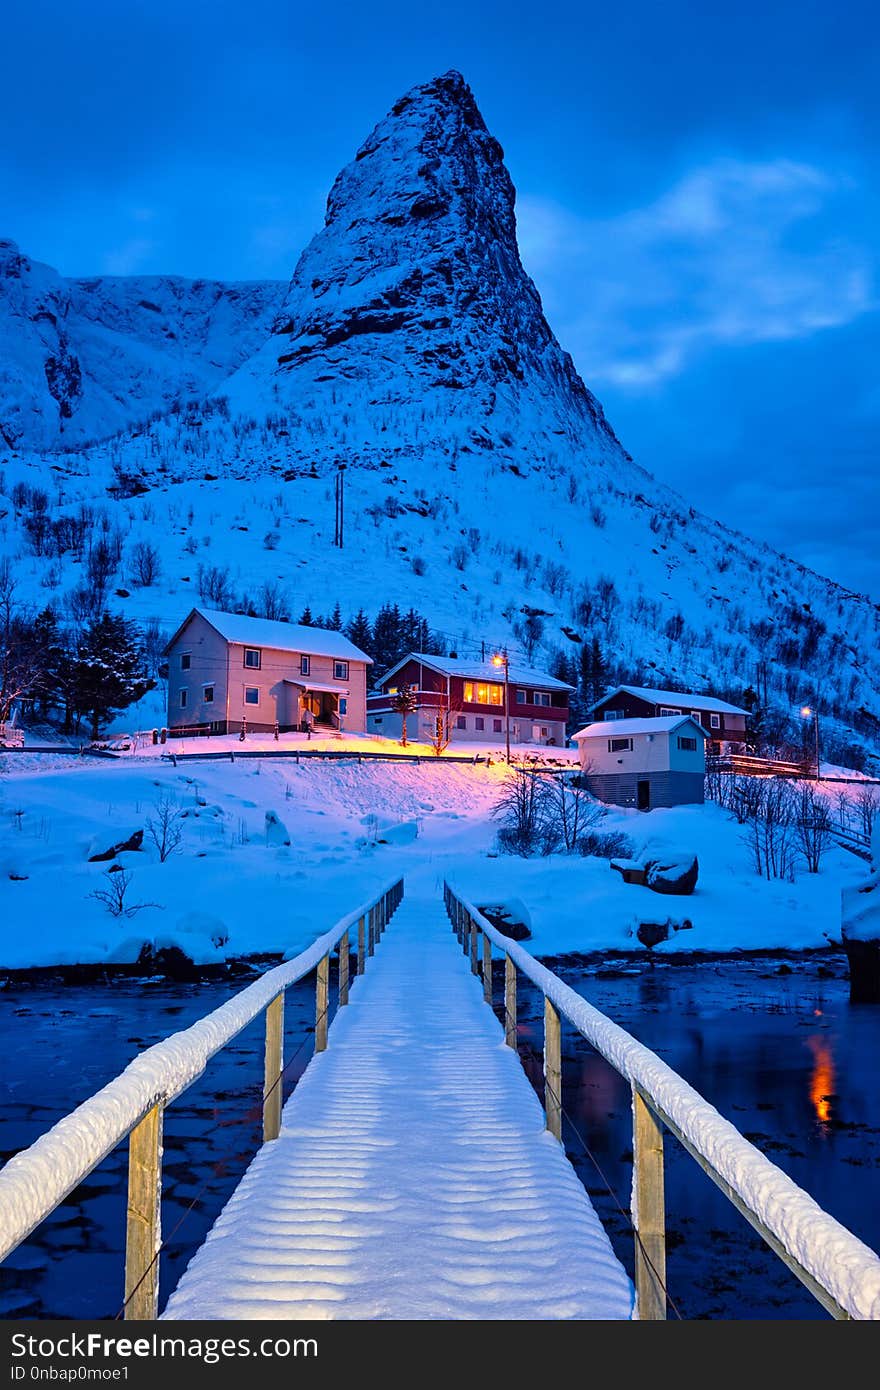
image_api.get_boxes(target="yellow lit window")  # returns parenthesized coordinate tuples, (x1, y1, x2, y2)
(465, 682, 503, 705)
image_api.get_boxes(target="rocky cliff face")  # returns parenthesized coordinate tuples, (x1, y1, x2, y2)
(0, 239, 284, 449)
(225, 71, 629, 473)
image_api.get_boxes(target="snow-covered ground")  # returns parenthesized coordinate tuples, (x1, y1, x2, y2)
(0, 753, 868, 969)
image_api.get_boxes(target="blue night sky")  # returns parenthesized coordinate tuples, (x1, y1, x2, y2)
(2, 1, 878, 597)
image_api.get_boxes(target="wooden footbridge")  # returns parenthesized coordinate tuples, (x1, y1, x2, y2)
(2, 880, 879, 1320)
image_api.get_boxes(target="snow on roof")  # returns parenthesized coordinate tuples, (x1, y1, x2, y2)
(592, 684, 748, 715)
(572, 715, 709, 740)
(382, 652, 574, 692)
(167, 608, 372, 663)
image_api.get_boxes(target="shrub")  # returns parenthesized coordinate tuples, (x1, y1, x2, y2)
(577, 830, 635, 859)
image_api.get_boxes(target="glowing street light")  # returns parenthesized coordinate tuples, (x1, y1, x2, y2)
(801, 705, 820, 781)
(492, 651, 511, 764)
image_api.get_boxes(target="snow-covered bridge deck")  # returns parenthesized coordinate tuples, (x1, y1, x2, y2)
(162, 894, 633, 1320)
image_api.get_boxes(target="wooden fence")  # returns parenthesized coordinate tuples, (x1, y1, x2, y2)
(0, 878, 403, 1320)
(444, 882, 880, 1321)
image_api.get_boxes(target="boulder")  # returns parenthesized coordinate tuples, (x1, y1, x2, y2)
(637, 916, 694, 949)
(88, 829, 143, 862)
(644, 855, 699, 896)
(478, 899, 532, 941)
(265, 810, 291, 847)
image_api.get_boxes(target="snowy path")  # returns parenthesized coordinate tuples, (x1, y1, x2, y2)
(163, 891, 633, 1320)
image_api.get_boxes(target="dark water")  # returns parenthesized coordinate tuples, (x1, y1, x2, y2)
(1, 955, 878, 1320)
(0, 971, 332, 1320)
(511, 954, 880, 1320)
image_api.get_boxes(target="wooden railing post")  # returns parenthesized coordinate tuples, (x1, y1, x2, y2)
(262, 992, 284, 1142)
(316, 954, 329, 1052)
(482, 932, 492, 1004)
(505, 955, 517, 1048)
(544, 998, 562, 1141)
(124, 1100, 164, 1320)
(469, 920, 479, 975)
(339, 930, 350, 1007)
(357, 914, 365, 975)
(368, 906, 376, 957)
(633, 1085, 667, 1320)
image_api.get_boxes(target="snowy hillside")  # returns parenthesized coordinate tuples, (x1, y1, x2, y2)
(0, 238, 284, 449)
(2, 72, 879, 761)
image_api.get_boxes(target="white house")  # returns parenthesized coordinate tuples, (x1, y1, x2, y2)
(163, 608, 372, 735)
(572, 715, 709, 810)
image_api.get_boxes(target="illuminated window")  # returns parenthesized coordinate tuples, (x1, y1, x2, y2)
(203, 685, 214, 704)
(463, 682, 502, 705)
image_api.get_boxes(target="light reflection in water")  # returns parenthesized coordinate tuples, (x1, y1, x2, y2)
(806, 1035, 835, 1127)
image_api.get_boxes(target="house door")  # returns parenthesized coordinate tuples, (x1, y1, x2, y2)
(637, 779, 651, 811)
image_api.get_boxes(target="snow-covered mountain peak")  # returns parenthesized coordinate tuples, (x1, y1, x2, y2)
(224, 70, 624, 470)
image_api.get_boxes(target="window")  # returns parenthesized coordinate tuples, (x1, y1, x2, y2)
(534, 691, 551, 706)
(179, 689, 188, 709)
(180, 652, 191, 671)
(493, 719, 502, 733)
(463, 682, 502, 705)
(710, 713, 721, 729)
(608, 737, 633, 753)
(203, 685, 214, 704)
(677, 736, 697, 751)
(516, 689, 528, 704)
(475, 717, 485, 731)
(660, 706, 681, 717)
(339, 697, 347, 716)
(245, 687, 259, 705)
(540, 727, 549, 737)
(244, 648, 261, 670)
(300, 655, 310, 676)
(603, 709, 623, 720)
(334, 660, 349, 681)
(456, 715, 467, 730)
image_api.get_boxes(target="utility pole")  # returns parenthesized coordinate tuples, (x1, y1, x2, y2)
(801, 704, 821, 780)
(333, 463, 346, 548)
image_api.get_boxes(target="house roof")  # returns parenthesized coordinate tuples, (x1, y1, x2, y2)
(590, 684, 747, 716)
(380, 652, 575, 692)
(572, 716, 710, 740)
(164, 608, 372, 663)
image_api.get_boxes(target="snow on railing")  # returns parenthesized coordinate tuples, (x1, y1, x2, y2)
(444, 882, 880, 1322)
(0, 876, 404, 1318)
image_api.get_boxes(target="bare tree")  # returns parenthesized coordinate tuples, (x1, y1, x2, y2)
(493, 768, 552, 855)
(428, 699, 461, 756)
(854, 784, 880, 841)
(146, 795, 184, 862)
(89, 868, 158, 917)
(742, 778, 797, 881)
(130, 540, 161, 587)
(795, 784, 833, 873)
(543, 774, 603, 852)
(0, 562, 44, 724)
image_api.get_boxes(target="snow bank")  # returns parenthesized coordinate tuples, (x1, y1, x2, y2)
(453, 887, 880, 1320)
(0, 879, 401, 1263)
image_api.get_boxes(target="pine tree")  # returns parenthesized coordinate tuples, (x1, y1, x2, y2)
(299, 605, 314, 627)
(371, 603, 403, 672)
(345, 608, 373, 657)
(390, 683, 418, 747)
(328, 601, 343, 631)
(71, 613, 152, 739)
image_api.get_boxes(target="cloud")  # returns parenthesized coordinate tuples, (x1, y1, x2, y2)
(517, 158, 876, 389)
(102, 236, 159, 275)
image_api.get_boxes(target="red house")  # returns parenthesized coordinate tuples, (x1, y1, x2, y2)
(367, 653, 573, 747)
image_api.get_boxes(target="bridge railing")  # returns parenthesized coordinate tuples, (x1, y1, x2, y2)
(0, 877, 403, 1320)
(444, 881, 880, 1321)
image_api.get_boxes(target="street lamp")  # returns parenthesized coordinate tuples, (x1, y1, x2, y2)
(492, 651, 511, 763)
(801, 705, 820, 780)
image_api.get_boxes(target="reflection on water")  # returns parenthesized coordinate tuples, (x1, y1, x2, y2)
(512, 953, 880, 1320)
(806, 1035, 835, 1128)
(1, 953, 877, 1320)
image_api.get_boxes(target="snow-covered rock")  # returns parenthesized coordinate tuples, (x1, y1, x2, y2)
(264, 809, 291, 847)
(0, 238, 284, 448)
